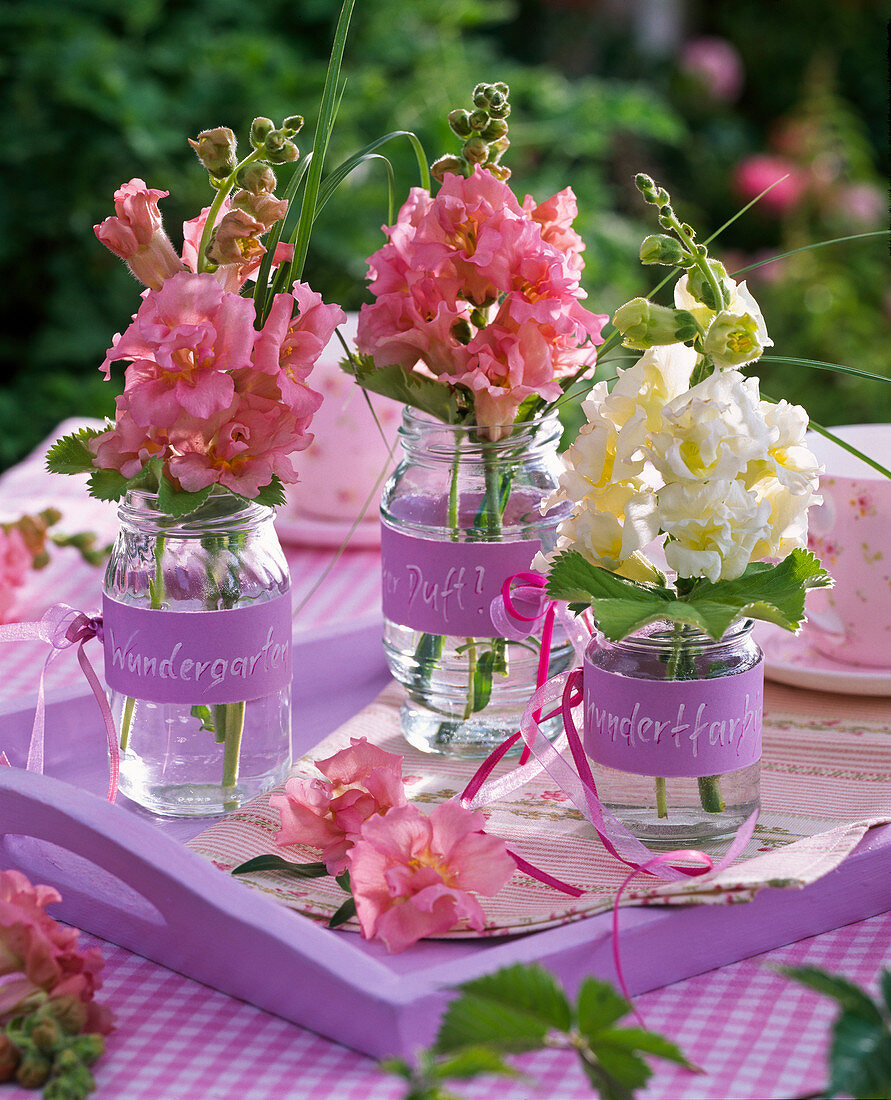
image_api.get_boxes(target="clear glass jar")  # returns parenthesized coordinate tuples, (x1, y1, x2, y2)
(584, 619, 762, 846)
(381, 409, 571, 757)
(105, 490, 291, 816)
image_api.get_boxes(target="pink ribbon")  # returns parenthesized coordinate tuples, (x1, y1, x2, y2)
(0, 605, 118, 802)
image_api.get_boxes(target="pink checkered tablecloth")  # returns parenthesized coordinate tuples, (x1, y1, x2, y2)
(1, 424, 889, 1099)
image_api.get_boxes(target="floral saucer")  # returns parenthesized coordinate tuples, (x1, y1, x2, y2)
(754, 622, 891, 696)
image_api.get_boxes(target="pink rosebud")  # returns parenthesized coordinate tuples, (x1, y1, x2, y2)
(733, 155, 808, 215)
(0, 528, 32, 623)
(94, 179, 184, 290)
(270, 738, 407, 875)
(348, 800, 515, 953)
(680, 37, 744, 102)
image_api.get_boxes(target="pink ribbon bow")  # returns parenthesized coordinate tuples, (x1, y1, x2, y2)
(0, 604, 118, 802)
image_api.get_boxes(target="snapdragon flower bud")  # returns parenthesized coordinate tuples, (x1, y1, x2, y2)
(469, 108, 489, 131)
(613, 298, 699, 349)
(282, 114, 304, 133)
(463, 137, 489, 164)
(481, 117, 508, 140)
(686, 259, 733, 311)
(236, 163, 277, 195)
(703, 310, 768, 367)
(188, 127, 237, 177)
(431, 154, 465, 182)
(639, 234, 688, 266)
(263, 130, 299, 163)
(448, 109, 472, 137)
(250, 117, 274, 147)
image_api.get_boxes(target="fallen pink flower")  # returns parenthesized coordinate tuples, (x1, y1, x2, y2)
(270, 738, 407, 874)
(348, 799, 515, 953)
(0, 870, 113, 1034)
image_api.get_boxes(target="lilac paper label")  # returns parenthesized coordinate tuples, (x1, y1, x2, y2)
(380, 523, 541, 638)
(102, 592, 292, 705)
(583, 656, 763, 778)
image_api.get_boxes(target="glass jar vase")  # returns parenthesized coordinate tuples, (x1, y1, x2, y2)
(583, 619, 762, 845)
(103, 490, 292, 817)
(381, 409, 571, 757)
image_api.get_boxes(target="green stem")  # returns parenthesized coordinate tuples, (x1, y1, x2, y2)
(196, 148, 265, 272)
(221, 702, 246, 808)
(655, 777, 668, 819)
(698, 775, 726, 813)
(119, 694, 135, 752)
(463, 639, 478, 721)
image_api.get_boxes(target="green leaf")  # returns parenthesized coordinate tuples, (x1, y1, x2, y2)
(575, 977, 632, 1036)
(190, 704, 215, 734)
(247, 476, 287, 509)
(328, 896, 357, 928)
(156, 474, 212, 518)
(377, 1057, 413, 1081)
(829, 1011, 891, 1100)
(471, 649, 496, 713)
(548, 549, 832, 642)
(779, 966, 883, 1024)
(335, 869, 351, 892)
(881, 970, 891, 1015)
(86, 467, 131, 502)
(593, 1026, 696, 1070)
(430, 1047, 520, 1081)
(231, 855, 330, 878)
(45, 425, 105, 475)
(586, 1046, 652, 1092)
(434, 963, 572, 1055)
(341, 354, 470, 426)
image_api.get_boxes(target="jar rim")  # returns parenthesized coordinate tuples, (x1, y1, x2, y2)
(592, 618, 755, 651)
(118, 488, 274, 535)
(398, 407, 562, 457)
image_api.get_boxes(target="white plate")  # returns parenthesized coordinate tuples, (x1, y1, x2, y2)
(274, 512, 381, 549)
(754, 622, 891, 696)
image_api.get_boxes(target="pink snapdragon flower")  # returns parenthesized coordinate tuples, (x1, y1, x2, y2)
(348, 800, 515, 953)
(99, 271, 253, 427)
(0, 528, 32, 623)
(271, 738, 407, 875)
(253, 282, 345, 414)
(356, 166, 607, 433)
(0, 870, 113, 1035)
(680, 37, 745, 102)
(94, 179, 184, 290)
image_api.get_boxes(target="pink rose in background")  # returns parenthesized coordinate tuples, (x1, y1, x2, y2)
(0, 870, 113, 1035)
(680, 37, 745, 102)
(94, 178, 184, 290)
(0, 528, 32, 623)
(271, 738, 407, 875)
(348, 800, 515, 953)
(734, 154, 808, 215)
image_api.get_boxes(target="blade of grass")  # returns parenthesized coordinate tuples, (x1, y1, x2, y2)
(759, 355, 889, 384)
(730, 231, 889, 277)
(289, 0, 356, 282)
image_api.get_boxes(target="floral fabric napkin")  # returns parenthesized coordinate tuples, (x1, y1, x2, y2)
(187, 680, 891, 936)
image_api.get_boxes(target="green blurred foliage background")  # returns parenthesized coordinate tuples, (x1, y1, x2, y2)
(1, 0, 887, 470)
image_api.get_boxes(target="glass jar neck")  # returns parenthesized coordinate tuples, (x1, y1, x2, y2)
(118, 489, 273, 538)
(603, 618, 754, 656)
(397, 408, 561, 466)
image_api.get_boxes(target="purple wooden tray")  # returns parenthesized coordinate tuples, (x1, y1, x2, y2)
(0, 619, 889, 1059)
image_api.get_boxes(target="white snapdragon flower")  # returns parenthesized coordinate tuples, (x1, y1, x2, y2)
(745, 398, 822, 494)
(676, 270, 772, 369)
(658, 479, 771, 583)
(609, 343, 697, 432)
(549, 483, 661, 581)
(749, 475, 817, 561)
(649, 370, 775, 483)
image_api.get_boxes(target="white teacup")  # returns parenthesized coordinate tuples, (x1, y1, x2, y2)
(804, 423, 891, 668)
(280, 314, 401, 526)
